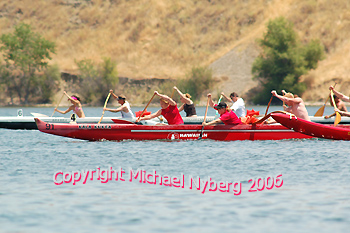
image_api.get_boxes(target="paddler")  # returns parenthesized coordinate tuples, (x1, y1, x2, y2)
(54, 91, 85, 118)
(324, 94, 347, 119)
(135, 91, 184, 125)
(103, 90, 134, 118)
(271, 90, 310, 121)
(202, 93, 242, 126)
(221, 91, 246, 118)
(173, 86, 197, 117)
(329, 85, 350, 117)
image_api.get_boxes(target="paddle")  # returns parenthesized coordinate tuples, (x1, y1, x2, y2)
(98, 93, 111, 124)
(314, 83, 337, 117)
(330, 90, 341, 126)
(215, 95, 223, 115)
(51, 93, 65, 117)
(252, 110, 287, 125)
(249, 95, 273, 125)
(198, 96, 210, 140)
(265, 95, 273, 116)
(136, 93, 156, 122)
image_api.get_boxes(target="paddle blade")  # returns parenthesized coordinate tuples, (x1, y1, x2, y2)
(215, 95, 223, 115)
(334, 112, 341, 126)
(330, 90, 341, 126)
(314, 105, 325, 117)
(315, 82, 336, 117)
(197, 126, 204, 140)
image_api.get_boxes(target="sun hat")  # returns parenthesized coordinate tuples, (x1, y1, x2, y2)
(214, 102, 227, 110)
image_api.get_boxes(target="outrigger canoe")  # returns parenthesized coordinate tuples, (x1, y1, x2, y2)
(271, 112, 350, 140)
(35, 118, 313, 141)
(3, 113, 350, 130)
(0, 111, 215, 129)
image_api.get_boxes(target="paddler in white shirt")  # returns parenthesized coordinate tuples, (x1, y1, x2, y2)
(103, 90, 134, 118)
(221, 92, 246, 118)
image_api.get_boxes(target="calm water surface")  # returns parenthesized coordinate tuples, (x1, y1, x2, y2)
(0, 106, 349, 233)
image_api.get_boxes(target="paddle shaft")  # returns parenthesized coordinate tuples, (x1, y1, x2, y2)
(203, 97, 210, 123)
(215, 95, 223, 115)
(253, 110, 287, 125)
(265, 96, 273, 116)
(198, 97, 210, 140)
(137, 93, 156, 121)
(51, 93, 65, 117)
(314, 83, 337, 117)
(330, 89, 341, 126)
(98, 93, 111, 124)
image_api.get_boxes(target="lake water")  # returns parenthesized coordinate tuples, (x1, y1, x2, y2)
(0, 106, 349, 232)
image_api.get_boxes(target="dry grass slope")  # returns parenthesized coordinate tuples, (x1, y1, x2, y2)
(1, 0, 350, 103)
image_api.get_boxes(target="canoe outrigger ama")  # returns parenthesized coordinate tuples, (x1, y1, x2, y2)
(271, 112, 350, 140)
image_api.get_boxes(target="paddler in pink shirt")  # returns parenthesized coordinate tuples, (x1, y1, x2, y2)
(136, 91, 184, 125)
(202, 93, 242, 126)
(54, 91, 85, 118)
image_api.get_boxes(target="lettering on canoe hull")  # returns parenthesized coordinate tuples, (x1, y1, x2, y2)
(167, 132, 207, 140)
(78, 125, 112, 129)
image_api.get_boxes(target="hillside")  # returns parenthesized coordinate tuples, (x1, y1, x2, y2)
(1, 0, 350, 104)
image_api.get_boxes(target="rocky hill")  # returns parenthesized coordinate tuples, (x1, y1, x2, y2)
(1, 0, 350, 104)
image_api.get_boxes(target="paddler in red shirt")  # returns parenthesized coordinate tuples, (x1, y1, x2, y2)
(135, 91, 184, 125)
(202, 93, 242, 126)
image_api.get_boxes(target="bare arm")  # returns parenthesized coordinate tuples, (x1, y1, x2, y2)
(64, 91, 80, 105)
(271, 90, 301, 103)
(324, 112, 336, 119)
(55, 105, 74, 114)
(221, 92, 232, 103)
(178, 104, 185, 112)
(109, 89, 118, 99)
(104, 105, 127, 113)
(207, 93, 215, 108)
(202, 118, 222, 126)
(330, 86, 350, 102)
(135, 110, 162, 122)
(174, 87, 192, 105)
(155, 91, 177, 106)
(174, 86, 184, 96)
(335, 109, 350, 117)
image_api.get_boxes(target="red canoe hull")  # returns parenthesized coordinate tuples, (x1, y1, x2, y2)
(271, 113, 350, 140)
(35, 118, 313, 141)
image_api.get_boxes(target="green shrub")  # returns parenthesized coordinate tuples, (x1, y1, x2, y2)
(178, 66, 213, 102)
(251, 17, 324, 104)
(0, 22, 56, 104)
(75, 57, 119, 104)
